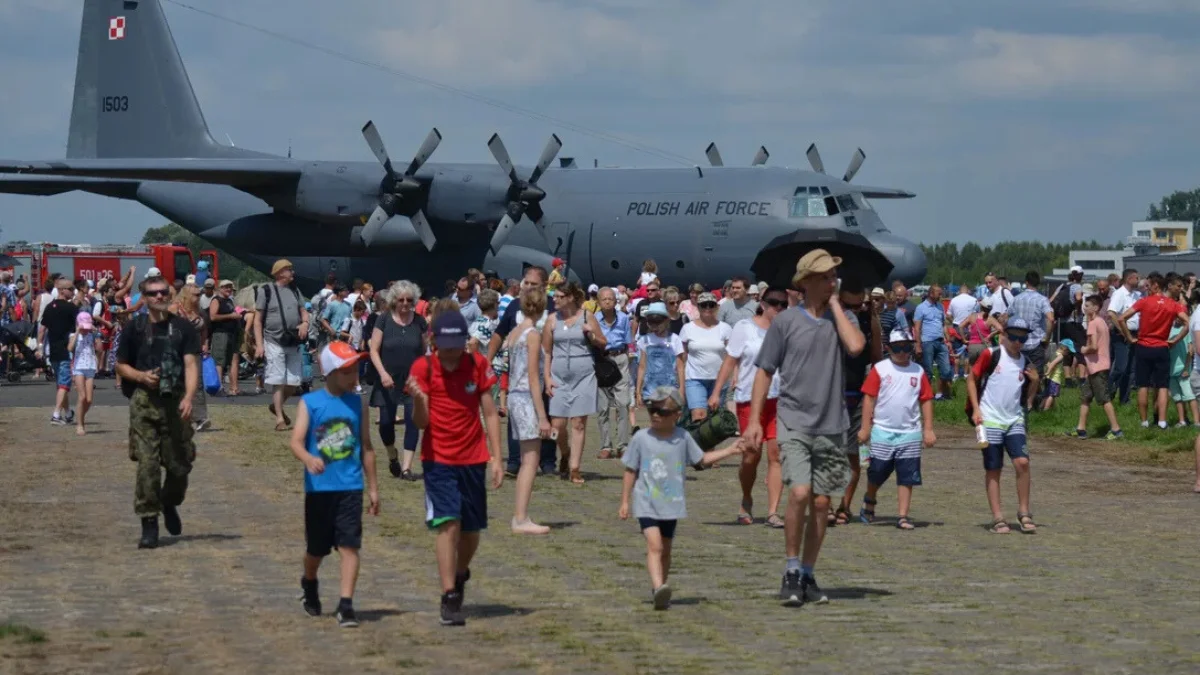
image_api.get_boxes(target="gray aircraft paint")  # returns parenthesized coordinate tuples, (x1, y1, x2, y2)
(0, 0, 926, 296)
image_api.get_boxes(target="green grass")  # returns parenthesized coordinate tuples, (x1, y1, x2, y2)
(932, 380, 1197, 461)
(0, 622, 47, 644)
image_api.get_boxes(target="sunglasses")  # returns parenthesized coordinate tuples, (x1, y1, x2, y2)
(144, 289, 170, 298)
(667, 301, 680, 306)
(1006, 332, 1029, 343)
(891, 343, 914, 354)
(698, 302, 718, 309)
(395, 297, 414, 304)
(762, 297, 787, 308)
(647, 405, 678, 417)
(646, 316, 667, 324)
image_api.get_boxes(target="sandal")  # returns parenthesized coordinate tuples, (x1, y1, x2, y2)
(834, 506, 851, 526)
(268, 403, 292, 426)
(1017, 512, 1037, 533)
(989, 518, 1011, 534)
(896, 516, 915, 530)
(597, 448, 613, 460)
(765, 514, 785, 529)
(737, 498, 753, 525)
(274, 421, 289, 432)
(858, 496, 876, 524)
(558, 457, 569, 479)
(569, 469, 585, 485)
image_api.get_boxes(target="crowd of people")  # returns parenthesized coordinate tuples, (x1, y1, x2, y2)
(8, 250, 1200, 628)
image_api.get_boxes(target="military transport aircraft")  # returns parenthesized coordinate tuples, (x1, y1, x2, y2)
(0, 0, 926, 295)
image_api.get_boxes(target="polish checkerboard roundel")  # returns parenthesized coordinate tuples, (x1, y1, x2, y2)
(109, 17, 126, 40)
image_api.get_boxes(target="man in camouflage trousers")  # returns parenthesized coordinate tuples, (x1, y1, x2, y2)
(116, 274, 201, 549)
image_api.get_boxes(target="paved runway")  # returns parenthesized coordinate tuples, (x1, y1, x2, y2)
(0, 377, 277, 408)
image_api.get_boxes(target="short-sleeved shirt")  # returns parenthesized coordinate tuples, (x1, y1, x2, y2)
(411, 352, 498, 465)
(973, 347, 1027, 428)
(1085, 317, 1111, 375)
(597, 310, 632, 352)
(40, 299, 78, 362)
(1131, 295, 1186, 348)
(637, 332, 684, 358)
(1169, 325, 1191, 377)
(1190, 306, 1200, 371)
(321, 300, 351, 336)
(496, 294, 555, 339)
(755, 305, 858, 435)
(726, 319, 779, 402)
(717, 298, 758, 327)
(679, 321, 732, 380)
(621, 427, 705, 520)
(861, 358, 933, 433)
(1008, 289, 1054, 348)
(843, 308, 874, 393)
(1108, 285, 1141, 333)
(987, 288, 1014, 317)
(948, 293, 978, 327)
(115, 315, 201, 395)
(302, 389, 364, 493)
(254, 282, 303, 342)
(458, 295, 481, 324)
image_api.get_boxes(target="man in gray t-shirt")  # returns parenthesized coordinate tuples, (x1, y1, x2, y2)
(253, 259, 310, 431)
(717, 277, 759, 327)
(745, 248, 864, 608)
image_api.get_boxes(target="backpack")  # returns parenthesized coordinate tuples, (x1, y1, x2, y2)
(1050, 283, 1075, 320)
(963, 347, 1033, 422)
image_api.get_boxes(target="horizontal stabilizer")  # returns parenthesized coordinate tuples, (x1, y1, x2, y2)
(0, 158, 302, 189)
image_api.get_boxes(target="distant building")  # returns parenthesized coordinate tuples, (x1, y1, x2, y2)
(1123, 250, 1200, 278)
(1128, 220, 1192, 252)
(1051, 220, 1195, 280)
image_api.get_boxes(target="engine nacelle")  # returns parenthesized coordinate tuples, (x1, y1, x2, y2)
(425, 167, 509, 226)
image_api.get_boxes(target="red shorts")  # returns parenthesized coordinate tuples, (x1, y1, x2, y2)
(736, 399, 778, 442)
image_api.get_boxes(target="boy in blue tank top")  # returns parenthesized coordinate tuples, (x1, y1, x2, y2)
(290, 342, 379, 628)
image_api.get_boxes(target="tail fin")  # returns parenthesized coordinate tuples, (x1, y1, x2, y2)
(68, 0, 222, 158)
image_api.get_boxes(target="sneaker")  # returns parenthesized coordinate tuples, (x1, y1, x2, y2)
(162, 504, 182, 536)
(64, 409, 75, 423)
(440, 591, 466, 626)
(401, 469, 419, 482)
(335, 605, 359, 628)
(652, 583, 672, 610)
(455, 569, 471, 599)
(51, 415, 66, 426)
(193, 418, 211, 433)
(779, 570, 802, 607)
(354, 385, 363, 395)
(1105, 430, 1124, 440)
(300, 578, 321, 616)
(138, 517, 159, 549)
(1141, 420, 1150, 428)
(1064, 428, 1087, 439)
(504, 466, 519, 478)
(801, 574, 828, 605)
(388, 459, 402, 478)
(1158, 420, 1169, 430)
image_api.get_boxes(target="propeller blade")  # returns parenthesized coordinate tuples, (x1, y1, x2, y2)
(806, 143, 825, 174)
(528, 134, 563, 185)
(843, 148, 866, 183)
(488, 213, 518, 256)
(705, 142, 723, 167)
(410, 210, 437, 252)
(360, 205, 392, 247)
(751, 146, 769, 166)
(361, 121, 394, 176)
(530, 215, 556, 253)
(404, 127, 442, 177)
(487, 133, 520, 185)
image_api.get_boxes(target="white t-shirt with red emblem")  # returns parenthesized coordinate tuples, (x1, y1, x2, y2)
(972, 347, 1027, 428)
(860, 358, 934, 433)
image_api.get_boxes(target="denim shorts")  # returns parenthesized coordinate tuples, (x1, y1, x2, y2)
(54, 360, 73, 390)
(684, 378, 728, 411)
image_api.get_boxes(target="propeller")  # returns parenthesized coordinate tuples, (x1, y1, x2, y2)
(705, 142, 724, 167)
(751, 146, 769, 166)
(842, 148, 866, 182)
(805, 143, 825, 174)
(360, 121, 441, 250)
(486, 132, 562, 255)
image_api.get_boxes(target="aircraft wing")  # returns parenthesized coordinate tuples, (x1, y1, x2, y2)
(0, 158, 302, 190)
(0, 175, 142, 198)
(857, 186, 916, 199)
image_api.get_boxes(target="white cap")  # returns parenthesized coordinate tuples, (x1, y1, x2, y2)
(888, 328, 914, 344)
(587, 283, 599, 294)
(748, 284, 760, 295)
(1070, 265, 1083, 274)
(758, 281, 769, 294)
(319, 288, 333, 298)
(185, 274, 196, 285)
(145, 267, 162, 279)
(87, 279, 95, 289)
(319, 341, 367, 373)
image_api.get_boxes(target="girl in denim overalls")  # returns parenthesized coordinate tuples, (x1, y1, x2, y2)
(634, 302, 685, 409)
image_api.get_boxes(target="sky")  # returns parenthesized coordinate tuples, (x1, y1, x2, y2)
(1, 0, 1198, 248)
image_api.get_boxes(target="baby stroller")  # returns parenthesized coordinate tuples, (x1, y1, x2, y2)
(0, 320, 44, 383)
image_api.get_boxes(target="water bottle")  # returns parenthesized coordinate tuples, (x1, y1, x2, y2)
(975, 424, 988, 448)
(858, 443, 871, 465)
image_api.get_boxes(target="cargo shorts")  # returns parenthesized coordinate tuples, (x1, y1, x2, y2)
(778, 420, 850, 498)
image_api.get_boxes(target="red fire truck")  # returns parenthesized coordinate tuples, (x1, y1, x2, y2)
(0, 242, 219, 289)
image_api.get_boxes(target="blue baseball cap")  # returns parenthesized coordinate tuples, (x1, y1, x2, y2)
(432, 310, 469, 349)
(643, 301, 669, 317)
(1006, 317, 1030, 331)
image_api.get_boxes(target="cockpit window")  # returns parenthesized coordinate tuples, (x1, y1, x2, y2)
(836, 195, 856, 213)
(790, 188, 833, 218)
(852, 193, 873, 211)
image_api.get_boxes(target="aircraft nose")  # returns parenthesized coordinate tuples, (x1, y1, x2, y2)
(869, 234, 927, 287)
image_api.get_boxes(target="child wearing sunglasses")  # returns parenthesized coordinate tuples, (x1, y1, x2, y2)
(856, 329, 936, 529)
(618, 386, 743, 610)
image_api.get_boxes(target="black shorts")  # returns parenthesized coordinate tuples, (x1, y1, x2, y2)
(637, 518, 678, 539)
(1135, 345, 1170, 389)
(423, 461, 488, 532)
(305, 490, 363, 557)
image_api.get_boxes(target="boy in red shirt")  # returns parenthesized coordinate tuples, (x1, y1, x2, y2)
(408, 310, 504, 627)
(1118, 273, 1190, 429)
